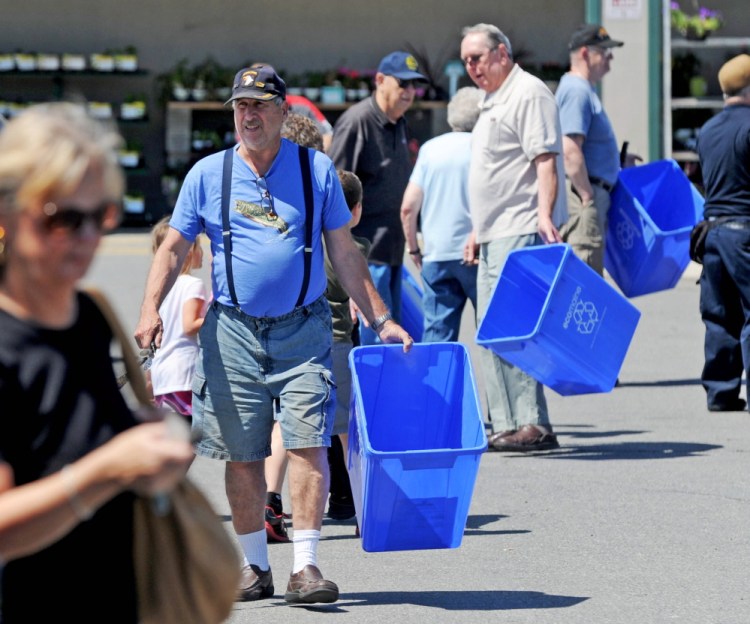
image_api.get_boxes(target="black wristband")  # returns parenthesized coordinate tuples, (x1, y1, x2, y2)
(409, 249, 421, 255)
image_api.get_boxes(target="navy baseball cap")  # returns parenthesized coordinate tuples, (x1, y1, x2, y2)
(377, 52, 427, 81)
(568, 24, 624, 51)
(225, 65, 286, 104)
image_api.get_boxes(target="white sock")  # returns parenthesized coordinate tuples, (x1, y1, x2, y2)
(292, 529, 320, 573)
(237, 528, 269, 571)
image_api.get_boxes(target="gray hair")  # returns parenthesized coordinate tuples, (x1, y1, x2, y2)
(447, 87, 483, 132)
(724, 84, 750, 100)
(461, 23, 513, 59)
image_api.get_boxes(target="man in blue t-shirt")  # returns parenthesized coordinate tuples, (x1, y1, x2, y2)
(135, 64, 413, 606)
(401, 86, 482, 342)
(556, 23, 639, 275)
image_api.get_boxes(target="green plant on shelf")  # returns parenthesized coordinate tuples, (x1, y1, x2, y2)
(672, 52, 702, 97)
(670, 1, 723, 40)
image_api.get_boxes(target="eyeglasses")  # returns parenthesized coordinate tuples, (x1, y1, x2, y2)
(588, 45, 613, 58)
(393, 77, 419, 89)
(255, 177, 277, 220)
(462, 47, 497, 67)
(40, 201, 121, 234)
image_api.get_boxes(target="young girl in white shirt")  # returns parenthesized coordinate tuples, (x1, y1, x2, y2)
(148, 216, 209, 420)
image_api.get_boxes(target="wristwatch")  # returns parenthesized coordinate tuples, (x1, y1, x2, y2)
(371, 311, 393, 332)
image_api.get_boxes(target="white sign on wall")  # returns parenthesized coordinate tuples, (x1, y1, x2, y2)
(605, 0, 642, 19)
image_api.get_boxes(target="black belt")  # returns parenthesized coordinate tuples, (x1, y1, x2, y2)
(589, 176, 615, 193)
(708, 217, 750, 230)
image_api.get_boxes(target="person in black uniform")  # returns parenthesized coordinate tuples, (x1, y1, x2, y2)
(696, 54, 750, 412)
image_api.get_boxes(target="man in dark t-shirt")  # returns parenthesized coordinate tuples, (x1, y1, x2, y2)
(328, 51, 427, 345)
(696, 54, 750, 412)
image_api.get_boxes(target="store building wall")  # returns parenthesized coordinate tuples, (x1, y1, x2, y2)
(2, 0, 590, 220)
(1, 1, 584, 80)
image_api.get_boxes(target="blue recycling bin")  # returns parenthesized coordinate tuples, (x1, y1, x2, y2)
(605, 159, 704, 297)
(348, 342, 486, 552)
(400, 267, 424, 342)
(476, 243, 640, 396)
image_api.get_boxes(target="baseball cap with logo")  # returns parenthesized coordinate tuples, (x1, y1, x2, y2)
(568, 24, 624, 51)
(377, 51, 428, 81)
(225, 65, 286, 105)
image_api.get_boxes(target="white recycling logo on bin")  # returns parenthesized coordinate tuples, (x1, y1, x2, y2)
(615, 220, 635, 250)
(572, 300, 599, 334)
(613, 205, 642, 251)
(563, 285, 599, 335)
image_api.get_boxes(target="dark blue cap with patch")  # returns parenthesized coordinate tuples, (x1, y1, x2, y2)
(225, 65, 286, 104)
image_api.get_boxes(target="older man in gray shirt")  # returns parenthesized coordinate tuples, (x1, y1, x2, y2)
(461, 23, 568, 452)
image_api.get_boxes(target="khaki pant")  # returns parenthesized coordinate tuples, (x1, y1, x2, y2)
(559, 180, 612, 276)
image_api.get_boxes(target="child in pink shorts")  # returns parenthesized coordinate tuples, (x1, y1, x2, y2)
(148, 216, 209, 420)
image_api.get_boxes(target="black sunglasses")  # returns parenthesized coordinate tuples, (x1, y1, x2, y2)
(394, 77, 420, 89)
(41, 201, 120, 233)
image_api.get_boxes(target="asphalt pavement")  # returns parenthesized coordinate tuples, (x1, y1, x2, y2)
(89, 231, 749, 624)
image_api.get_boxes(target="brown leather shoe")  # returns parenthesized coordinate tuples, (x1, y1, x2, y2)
(284, 565, 339, 604)
(487, 430, 515, 446)
(491, 424, 559, 452)
(237, 564, 274, 601)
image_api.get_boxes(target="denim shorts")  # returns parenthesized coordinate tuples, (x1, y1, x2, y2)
(330, 340, 353, 436)
(191, 296, 336, 462)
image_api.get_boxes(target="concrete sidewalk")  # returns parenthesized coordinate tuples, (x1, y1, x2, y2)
(90, 237, 747, 624)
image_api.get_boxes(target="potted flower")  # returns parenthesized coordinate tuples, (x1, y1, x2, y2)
(90, 50, 115, 72)
(193, 56, 224, 101)
(118, 140, 142, 169)
(87, 100, 113, 120)
(123, 191, 146, 214)
(337, 67, 361, 101)
(114, 46, 138, 72)
(302, 70, 326, 101)
(36, 52, 60, 71)
(210, 64, 234, 102)
(61, 52, 86, 71)
(672, 52, 705, 97)
(670, 1, 723, 40)
(284, 73, 304, 97)
(14, 50, 37, 72)
(320, 69, 345, 104)
(167, 58, 193, 101)
(0, 53, 14, 72)
(120, 93, 147, 120)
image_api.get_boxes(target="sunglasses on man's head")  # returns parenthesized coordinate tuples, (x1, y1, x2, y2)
(41, 201, 121, 234)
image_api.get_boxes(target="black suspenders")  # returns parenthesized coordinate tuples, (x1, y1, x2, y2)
(220, 144, 315, 310)
(221, 148, 239, 306)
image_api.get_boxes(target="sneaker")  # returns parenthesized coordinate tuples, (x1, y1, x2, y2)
(284, 565, 339, 604)
(265, 505, 290, 543)
(237, 564, 274, 601)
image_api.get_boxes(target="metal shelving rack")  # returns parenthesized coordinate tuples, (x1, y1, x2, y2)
(662, 1, 750, 162)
